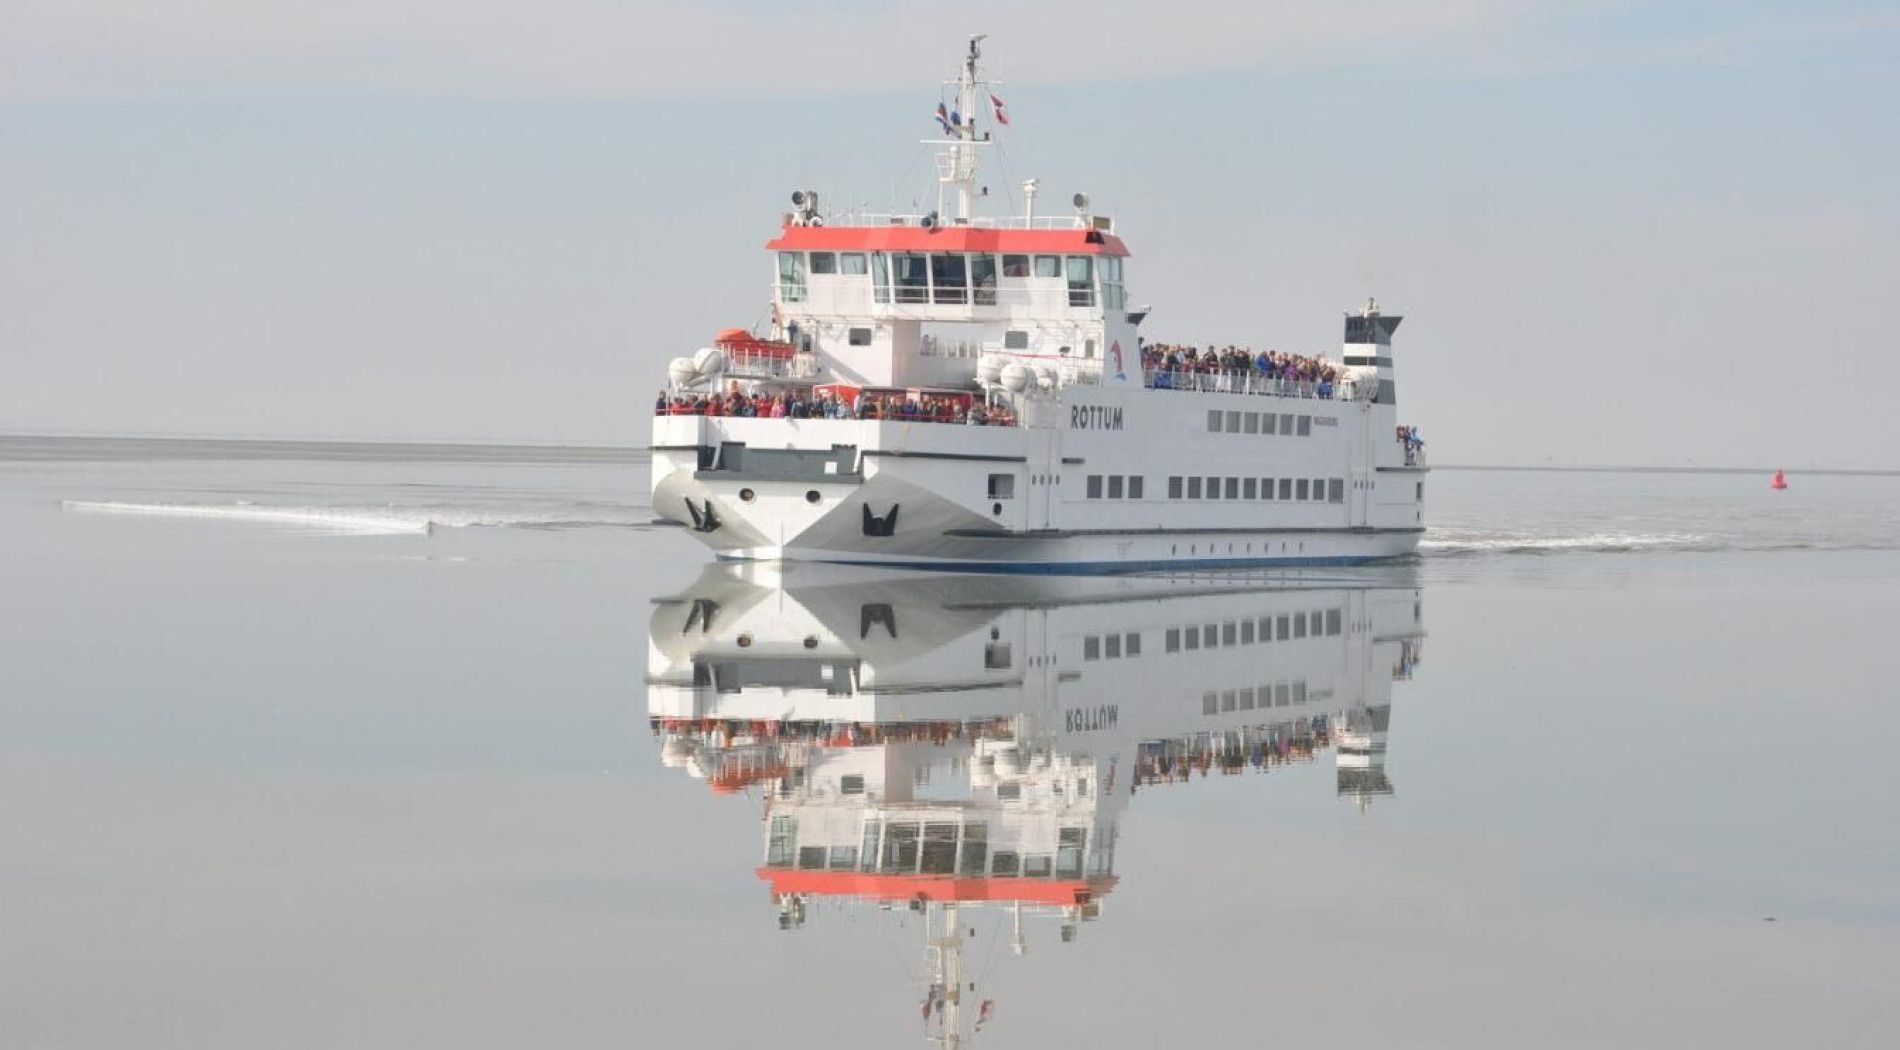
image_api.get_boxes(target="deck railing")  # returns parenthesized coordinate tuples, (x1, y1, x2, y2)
(1142, 368, 1339, 401)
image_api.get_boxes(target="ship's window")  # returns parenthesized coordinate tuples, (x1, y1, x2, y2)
(996, 782, 1021, 801)
(1202, 691, 1218, 715)
(1276, 615, 1290, 640)
(1294, 613, 1308, 638)
(848, 327, 873, 347)
(808, 251, 838, 274)
(882, 823, 921, 871)
(1294, 681, 1308, 704)
(797, 846, 825, 869)
(767, 815, 798, 867)
(1329, 478, 1345, 503)
(1224, 477, 1239, 499)
(1244, 478, 1258, 499)
(1241, 620, 1255, 644)
(1280, 413, 1295, 434)
(1205, 476, 1219, 500)
(1207, 409, 1222, 432)
(840, 775, 865, 795)
(1262, 413, 1277, 435)
(871, 252, 890, 303)
(987, 473, 1015, 499)
(892, 252, 929, 303)
(1261, 477, 1275, 500)
(777, 252, 807, 303)
(1244, 412, 1260, 434)
(1275, 683, 1291, 706)
(984, 642, 1012, 669)
(991, 851, 1020, 875)
(1278, 478, 1293, 500)
(960, 825, 988, 876)
(1297, 479, 1310, 501)
(1184, 627, 1201, 651)
(1166, 628, 1180, 652)
(1107, 475, 1123, 499)
(971, 253, 998, 305)
(931, 253, 968, 304)
(1002, 254, 1030, 277)
(1297, 415, 1312, 436)
(1125, 632, 1140, 655)
(1034, 254, 1061, 278)
(1065, 256, 1095, 306)
(1128, 476, 1143, 499)
(1187, 477, 1202, 499)
(828, 846, 859, 869)
(1086, 475, 1103, 499)
(1326, 609, 1342, 635)
(1225, 410, 1241, 432)
(1222, 622, 1237, 646)
(1240, 687, 1256, 710)
(1168, 476, 1183, 499)
(1101, 255, 1125, 311)
(1084, 339, 1096, 359)
(1311, 477, 1324, 500)
(1105, 634, 1121, 658)
(1023, 854, 1053, 878)
(840, 252, 868, 275)
(1257, 616, 1271, 640)
(1203, 623, 1218, 647)
(1003, 329, 1030, 350)
(1417, 482, 1424, 500)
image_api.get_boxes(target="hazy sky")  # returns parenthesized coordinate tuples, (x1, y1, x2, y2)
(3, 1, 1897, 467)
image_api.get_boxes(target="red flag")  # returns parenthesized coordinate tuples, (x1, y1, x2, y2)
(990, 93, 1010, 125)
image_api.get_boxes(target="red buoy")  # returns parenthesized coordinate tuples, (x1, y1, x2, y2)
(1771, 469, 1788, 490)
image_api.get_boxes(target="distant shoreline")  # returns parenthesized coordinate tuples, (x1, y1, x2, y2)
(3, 433, 1894, 476)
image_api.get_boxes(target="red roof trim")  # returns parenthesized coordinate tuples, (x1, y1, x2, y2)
(757, 867, 1117, 905)
(766, 225, 1130, 257)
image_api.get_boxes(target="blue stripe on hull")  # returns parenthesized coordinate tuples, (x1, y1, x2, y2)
(713, 553, 1414, 575)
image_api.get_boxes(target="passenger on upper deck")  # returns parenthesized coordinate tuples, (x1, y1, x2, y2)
(1138, 341, 1340, 399)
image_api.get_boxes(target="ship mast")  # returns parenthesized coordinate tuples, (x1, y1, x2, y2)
(936, 34, 989, 222)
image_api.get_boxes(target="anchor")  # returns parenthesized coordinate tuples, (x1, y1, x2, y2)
(861, 502, 901, 537)
(683, 497, 720, 533)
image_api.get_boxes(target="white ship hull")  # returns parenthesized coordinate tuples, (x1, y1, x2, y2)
(651, 383, 1426, 572)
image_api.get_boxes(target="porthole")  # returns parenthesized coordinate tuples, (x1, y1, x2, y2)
(992, 502, 1003, 515)
(802, 636, 819, 649)
(739, 488, 756, 502)
(805, 490, 822, 504)
(736, 633, 754, 648)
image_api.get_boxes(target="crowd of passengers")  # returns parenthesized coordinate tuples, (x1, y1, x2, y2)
(649, 716, 1018, 748)
(656, 385, 1017, 425)
(1140, 342, 1342, 398)
(1134, 717, 1331, 789)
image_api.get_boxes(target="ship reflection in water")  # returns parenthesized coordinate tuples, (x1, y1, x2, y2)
(646, 565, 1425, 1045)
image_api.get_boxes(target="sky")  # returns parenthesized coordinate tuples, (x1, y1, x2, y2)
(3, 1, 1898, 467)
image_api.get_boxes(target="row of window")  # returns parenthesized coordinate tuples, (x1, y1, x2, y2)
(767, 816, 1091, 879)
(1165, 608, 1343, 653)
(1081, 632, 1143, 661)
(1209, 409, 1315, 436)
(1084, 474, 1145, 499)
(777, 251, 1126, 310)
(1168, 475, 1346, 503)
(1201, 681, 1315, 715)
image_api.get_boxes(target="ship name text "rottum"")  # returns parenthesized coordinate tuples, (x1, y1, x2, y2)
(1070, 405, 1124, 430)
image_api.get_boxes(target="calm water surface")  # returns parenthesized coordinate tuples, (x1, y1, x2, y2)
(2, 438, 1896, 1048)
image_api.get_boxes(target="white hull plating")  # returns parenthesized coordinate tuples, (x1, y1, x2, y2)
(651, 384, 1425, 572)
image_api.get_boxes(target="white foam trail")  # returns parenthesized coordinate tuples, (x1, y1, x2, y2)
(61, 500, 431, 535)
(1420, 531, 1710, 555)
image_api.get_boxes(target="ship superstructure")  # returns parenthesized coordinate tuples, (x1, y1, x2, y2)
(645, 563, 1426, 1043)
(650, 37, 1428, 571)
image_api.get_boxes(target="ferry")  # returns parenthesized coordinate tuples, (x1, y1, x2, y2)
(646, 563, 1425, 1043)
(650, 37, 1427, 572)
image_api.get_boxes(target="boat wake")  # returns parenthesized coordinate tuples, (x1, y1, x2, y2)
(59, 499, 655, 536)
(1420, 530, 1717, 557)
